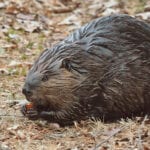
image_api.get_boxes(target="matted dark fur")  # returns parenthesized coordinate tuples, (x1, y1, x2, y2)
(22, 14, 150, 126)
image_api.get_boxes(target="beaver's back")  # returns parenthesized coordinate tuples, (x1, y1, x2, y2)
(64, 14, 150, 44)
(51, 14, 150, 61)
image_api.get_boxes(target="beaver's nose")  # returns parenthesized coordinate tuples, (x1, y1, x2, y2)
(22, 88, 33, 97)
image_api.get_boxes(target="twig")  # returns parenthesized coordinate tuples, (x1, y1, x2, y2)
(0, 114, 23, 117)
(93, 125, 127, 150)
(137, 115, 148, 150)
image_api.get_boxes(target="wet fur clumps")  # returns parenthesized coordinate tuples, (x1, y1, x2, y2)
(22, 14, 150, 126)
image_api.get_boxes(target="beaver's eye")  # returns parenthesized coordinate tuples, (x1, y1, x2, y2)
(42, 75, 49, 82)
(61, 59, 71, 71)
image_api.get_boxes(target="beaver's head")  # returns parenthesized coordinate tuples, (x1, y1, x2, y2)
(22, 43, 101, 111)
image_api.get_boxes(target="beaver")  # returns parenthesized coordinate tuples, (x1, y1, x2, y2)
(21, 14, 150, 126)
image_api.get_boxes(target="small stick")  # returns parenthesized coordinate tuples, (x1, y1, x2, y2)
(93, 125, 127, 150)
(137, 115, 148, 150)
(0, 114, 23, 117)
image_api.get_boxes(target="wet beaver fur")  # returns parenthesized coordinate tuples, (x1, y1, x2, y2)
(22, 14, 150, 126)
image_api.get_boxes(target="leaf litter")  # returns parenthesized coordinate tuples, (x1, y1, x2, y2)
(0, 0, 150, 149)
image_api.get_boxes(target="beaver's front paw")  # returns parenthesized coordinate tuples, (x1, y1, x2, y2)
(21, 103, 39, 120)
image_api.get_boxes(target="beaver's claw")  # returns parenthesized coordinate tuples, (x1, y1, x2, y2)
(21, 104, 39, 120)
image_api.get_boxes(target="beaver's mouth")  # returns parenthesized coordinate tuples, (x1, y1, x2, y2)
(25, 95, 39, 104)
(25, 95, 33, 102)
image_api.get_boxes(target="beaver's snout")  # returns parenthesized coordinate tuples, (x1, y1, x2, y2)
(22, 86, 33, 98)
(22, 71, 44, 100)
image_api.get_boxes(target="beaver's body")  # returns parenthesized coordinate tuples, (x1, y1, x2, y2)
(22, 14, 150, 126)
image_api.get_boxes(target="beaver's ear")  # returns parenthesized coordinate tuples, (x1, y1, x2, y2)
(61, 58, 72, 71)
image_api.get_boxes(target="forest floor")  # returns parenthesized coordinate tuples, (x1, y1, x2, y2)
(0, 0, 150, 149)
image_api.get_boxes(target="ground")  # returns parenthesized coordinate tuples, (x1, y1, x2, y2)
(0, 0, 150, 149)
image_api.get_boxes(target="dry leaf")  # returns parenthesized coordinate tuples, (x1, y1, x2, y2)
(8, 60, 22, 67)
(0, 68, 9, 75)
(0, 2, 6, 9)
(58, 15, 81, 29)
(7, 124, 20, 130)
(136, 12, 150, 20)
(104, 0, 119, 8)
(15, 19, 43, 32)
(16, 13, 36, 20)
